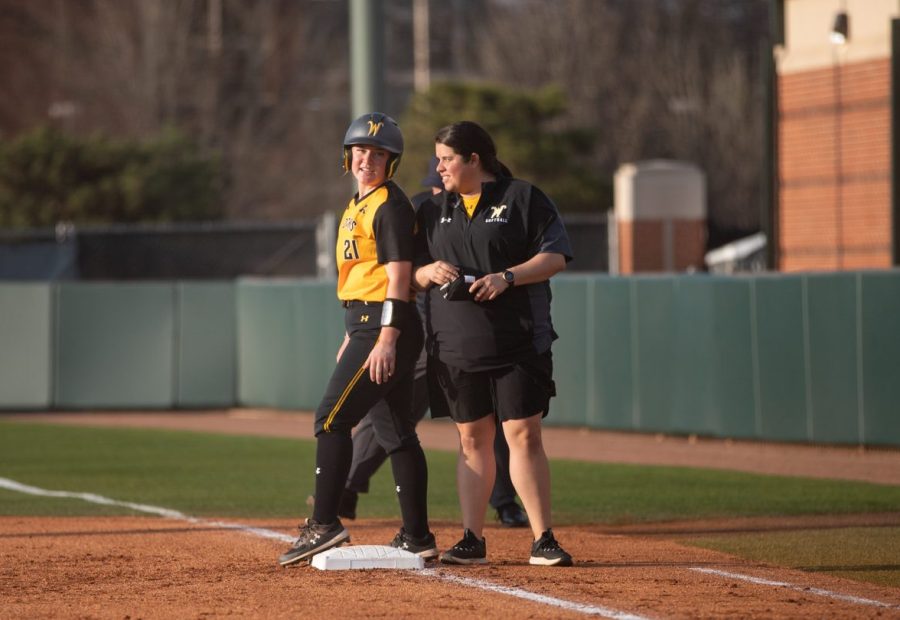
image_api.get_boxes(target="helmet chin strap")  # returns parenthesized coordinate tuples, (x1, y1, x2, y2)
(386, 154, 401, 179)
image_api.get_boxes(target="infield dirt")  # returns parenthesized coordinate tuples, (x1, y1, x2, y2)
(3, 514, 900, 619)
(2, 410, 899, 618)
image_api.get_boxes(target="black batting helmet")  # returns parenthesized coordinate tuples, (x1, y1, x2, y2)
(342, 112, 404, 178)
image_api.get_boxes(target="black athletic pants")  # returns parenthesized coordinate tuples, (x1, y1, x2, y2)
(311, 301, 428, 537)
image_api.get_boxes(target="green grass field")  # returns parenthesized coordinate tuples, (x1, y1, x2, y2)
(2, 420, 899, 586)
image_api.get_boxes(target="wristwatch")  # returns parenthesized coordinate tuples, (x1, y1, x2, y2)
(502, 270, 515, 286)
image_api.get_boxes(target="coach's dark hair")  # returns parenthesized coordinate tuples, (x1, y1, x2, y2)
(434, 121, 512, 178)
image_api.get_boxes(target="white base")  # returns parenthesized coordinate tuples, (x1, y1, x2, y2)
(310, 545, 425, 571)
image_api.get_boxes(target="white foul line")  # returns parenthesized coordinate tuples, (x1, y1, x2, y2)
(0, 477, 293, 543)
(690, 567, 899, 610)
(0, 477, 647, 620)
(419, 569, 650, 619)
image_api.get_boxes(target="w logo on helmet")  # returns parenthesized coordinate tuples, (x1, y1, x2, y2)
(367, 120, 383, 136)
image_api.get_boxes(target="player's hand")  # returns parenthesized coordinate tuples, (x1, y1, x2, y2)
(364, 328, 399, 384)
(470, 273, 510, 302)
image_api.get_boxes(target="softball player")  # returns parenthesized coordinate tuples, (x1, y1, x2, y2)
(414, 121, 574, 566)
(279, 113, 436, 566)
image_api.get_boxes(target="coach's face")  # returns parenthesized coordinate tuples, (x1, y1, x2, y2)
(351, 145, 389, 191)
(435, 143, 480, 195)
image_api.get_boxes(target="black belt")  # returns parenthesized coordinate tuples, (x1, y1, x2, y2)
(341, 300, 381, 308)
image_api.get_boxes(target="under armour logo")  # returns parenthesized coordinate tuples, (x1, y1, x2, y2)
(395, 485, 401, 493)
(360, 314, 369, 323)
(367, 120, 383, 136)
(440, 217, 452, 224)
(315, 467, 321, 475)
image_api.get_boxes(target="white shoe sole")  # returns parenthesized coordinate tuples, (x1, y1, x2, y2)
(529, 555, 573, 566)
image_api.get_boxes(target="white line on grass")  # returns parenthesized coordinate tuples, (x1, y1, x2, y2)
(0, 477, 646, 619)
(690, 567, 899, 610)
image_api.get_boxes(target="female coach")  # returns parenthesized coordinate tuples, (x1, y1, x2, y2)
(414, 121, 574, 566)
(279, 113, 437, 566)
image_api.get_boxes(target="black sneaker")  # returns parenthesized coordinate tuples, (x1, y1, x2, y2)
(439, 528, 487, 565)
(495, 501, 529, 528)
(338, 489, 358, 520)
(389, 528, 439, 560)
(278, 518, 350, 566)
(529, 529, 573, 566)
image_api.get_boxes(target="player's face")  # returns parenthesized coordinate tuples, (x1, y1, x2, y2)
(351, 145, 389, 190)
(435, 143, 479, 195)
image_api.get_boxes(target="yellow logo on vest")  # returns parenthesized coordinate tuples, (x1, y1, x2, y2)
(360, 314, 369, 323)
(367, 120, 383, 136)
(485, 204, 508, 223)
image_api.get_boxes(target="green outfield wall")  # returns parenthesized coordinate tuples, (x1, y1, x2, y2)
(0, 283, 52, 409)
(235, 278, 344, 410)
(0, 272, 897, 446)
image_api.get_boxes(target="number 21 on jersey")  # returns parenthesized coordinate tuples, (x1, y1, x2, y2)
(343, 239, 359, 260)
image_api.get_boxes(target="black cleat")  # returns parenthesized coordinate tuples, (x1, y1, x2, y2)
(529, 529, 573, 566)
(495, 501, 529, 528)
(439, 528, 487, 565)
(278, 518, 350, 566)
(389, 528, 439, 560)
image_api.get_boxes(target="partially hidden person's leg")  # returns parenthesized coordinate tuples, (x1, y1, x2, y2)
(345, 414, 384, 496)
(489, 416, 515, 509)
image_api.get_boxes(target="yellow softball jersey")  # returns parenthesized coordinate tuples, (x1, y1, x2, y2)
(336, 181, 416, 302)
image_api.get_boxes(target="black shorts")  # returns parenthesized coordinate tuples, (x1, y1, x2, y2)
(427, 351, 555, 423)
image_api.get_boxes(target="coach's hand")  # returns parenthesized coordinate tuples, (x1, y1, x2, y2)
(417, 261, 459, 288)
(470, 273, 510, 302)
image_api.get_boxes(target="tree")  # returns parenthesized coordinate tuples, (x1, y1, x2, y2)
(0, 0, 352, 220)
(477, 0, 769, 245)
(399, 82, 610, 213)
(0, 126, 222, 227)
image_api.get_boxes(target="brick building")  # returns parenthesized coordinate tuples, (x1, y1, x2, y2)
(774, 0, 899, 270)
